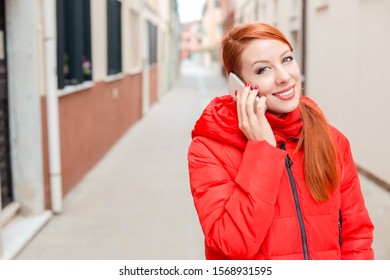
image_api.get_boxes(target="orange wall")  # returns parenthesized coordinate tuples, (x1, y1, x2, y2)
(41, 73, 143, 206)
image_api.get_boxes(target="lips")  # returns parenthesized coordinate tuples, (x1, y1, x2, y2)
(272, 85, 295, 101)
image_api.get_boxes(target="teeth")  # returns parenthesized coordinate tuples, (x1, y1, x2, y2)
(274, 88, 293, 97)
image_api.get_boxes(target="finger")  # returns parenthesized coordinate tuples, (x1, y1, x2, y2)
(235, 90, 243, 125)
(247, 86, 260, 120)
(239, 82, 251, 109)
(256, 96, 268, 117)
(239, 82, 251, 127)
(236, 89, 247, 129)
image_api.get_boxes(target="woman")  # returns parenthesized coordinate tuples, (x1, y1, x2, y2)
(187, 22, 374, 260)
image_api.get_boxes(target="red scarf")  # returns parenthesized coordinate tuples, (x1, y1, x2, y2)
(266, 106, 303, 144)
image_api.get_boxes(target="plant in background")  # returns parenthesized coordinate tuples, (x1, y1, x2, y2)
(63, 53, 70, 76)
(82, 55, 92, 77)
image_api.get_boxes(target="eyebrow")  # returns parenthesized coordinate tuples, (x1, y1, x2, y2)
(251, 49, 291, 67)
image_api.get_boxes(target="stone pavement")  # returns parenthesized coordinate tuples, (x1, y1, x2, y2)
(15, 60, 390, 260)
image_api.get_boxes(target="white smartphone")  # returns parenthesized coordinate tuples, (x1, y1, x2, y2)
(228, 72, 261, 104)
(228, 72, 245, 97)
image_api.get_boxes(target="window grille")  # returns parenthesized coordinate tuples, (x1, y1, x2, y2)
(57, 0, 92, 89)
(107, 0, 122, 75)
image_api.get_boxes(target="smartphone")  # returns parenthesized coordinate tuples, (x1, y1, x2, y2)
(228, 72, 261, 104)
(228, 72, 245, 97)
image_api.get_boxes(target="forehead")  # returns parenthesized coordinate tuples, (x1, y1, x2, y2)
(240, 39, 291, 64)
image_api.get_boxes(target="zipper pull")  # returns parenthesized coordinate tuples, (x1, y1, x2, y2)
(279, 142, 293, 167)
(339, 210, 343, 247)
(286, 154, 293, 168)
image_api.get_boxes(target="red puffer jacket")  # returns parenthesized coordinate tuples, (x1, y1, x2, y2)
(188, 95, 374, 260)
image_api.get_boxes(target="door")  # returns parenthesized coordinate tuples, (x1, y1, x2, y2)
(0, 0, 13, 209)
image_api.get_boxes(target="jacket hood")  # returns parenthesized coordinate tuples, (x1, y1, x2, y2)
(192, 95, 247, 149)
(192, 95, 313, 149)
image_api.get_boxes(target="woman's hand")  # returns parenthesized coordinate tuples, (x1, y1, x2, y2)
(236, 83, 276, 147)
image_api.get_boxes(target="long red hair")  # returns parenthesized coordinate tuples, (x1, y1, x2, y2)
(222, 22, 339, 201)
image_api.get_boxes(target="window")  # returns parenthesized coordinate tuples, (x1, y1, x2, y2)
(147, 21, 158, 65)
(107, 0, 122, 75)
(57, 0, 92, 89)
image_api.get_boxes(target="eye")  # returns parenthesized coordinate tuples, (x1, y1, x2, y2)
(255, 66, 271, 75)
(282, 56, 294, 63)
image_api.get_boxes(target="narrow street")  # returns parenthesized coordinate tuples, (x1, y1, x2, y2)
(15, 60, 390, 260)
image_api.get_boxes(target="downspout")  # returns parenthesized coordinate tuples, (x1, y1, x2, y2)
(43, 0, 62, 213)
(301, 0, 307, 91)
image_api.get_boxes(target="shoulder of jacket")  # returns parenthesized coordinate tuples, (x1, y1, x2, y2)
(329, 126, 353, 162)
(189, 136, 224, 153)
(189, 135, 241, 158)
(330, 126, 349, 144)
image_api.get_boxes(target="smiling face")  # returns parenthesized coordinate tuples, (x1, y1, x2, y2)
(238, 39, 301, 116)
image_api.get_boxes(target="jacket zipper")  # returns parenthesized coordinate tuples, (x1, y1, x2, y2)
(339, 210, 342, 248)
(279, 142, 310, 260)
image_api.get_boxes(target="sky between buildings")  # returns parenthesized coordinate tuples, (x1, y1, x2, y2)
(177, 0, 206, 23)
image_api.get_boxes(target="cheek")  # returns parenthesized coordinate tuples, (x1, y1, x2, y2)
(255, 77, 274, 96)
(291, 64, 301, 81)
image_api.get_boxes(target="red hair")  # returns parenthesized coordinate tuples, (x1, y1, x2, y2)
(222, 22, 339, 201)
(297, 99, 339, 201)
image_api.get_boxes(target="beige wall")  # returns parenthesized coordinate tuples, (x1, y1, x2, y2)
(91, 0, 108, 81)
(305, 0, 390, 184)
(122, 1, 142, 72)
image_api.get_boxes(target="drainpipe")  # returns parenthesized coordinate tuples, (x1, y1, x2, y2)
(301, 0, 307, 91)
(43, 0, 62, 213)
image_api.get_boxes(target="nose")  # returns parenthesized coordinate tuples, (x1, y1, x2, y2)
(275, 66, 291, 85)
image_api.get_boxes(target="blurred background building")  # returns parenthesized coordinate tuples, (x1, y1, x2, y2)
(1, 0, 389, 259)
(0, 0, 180, 258)
(180, 20, 202, 62)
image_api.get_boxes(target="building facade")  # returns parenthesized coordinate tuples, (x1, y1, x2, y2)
(180, 20, 202, 61)
(0, 0, 180, 259)
(202, 0, 224, 65)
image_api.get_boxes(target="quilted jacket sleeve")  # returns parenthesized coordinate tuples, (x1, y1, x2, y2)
(188, 137, 287, 259)
(339, 137, 374, 259)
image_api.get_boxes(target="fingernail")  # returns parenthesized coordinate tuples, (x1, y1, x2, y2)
(245, 82, 250, 87)
(253, 86, 259, 90)
(235, 90, 238, 96)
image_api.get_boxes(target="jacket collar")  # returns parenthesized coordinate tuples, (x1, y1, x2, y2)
(265, 106, 302, 144)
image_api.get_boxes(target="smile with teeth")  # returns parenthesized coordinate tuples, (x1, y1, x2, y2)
(273, 88, 294, 97)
